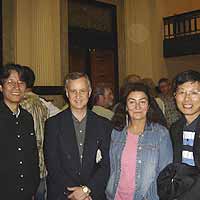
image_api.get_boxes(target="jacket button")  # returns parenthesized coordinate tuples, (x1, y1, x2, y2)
(20, 188, 24, 191)
(20, 174, 24, 178)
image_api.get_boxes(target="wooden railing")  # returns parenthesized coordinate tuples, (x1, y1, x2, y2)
(163, 10, 200, 39)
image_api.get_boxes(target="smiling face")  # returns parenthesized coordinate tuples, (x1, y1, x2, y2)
(126, 91, 149, 122)
(175, 81, 200, 124)
(0, 70, 26, 112)
(66, 77, 91, 112)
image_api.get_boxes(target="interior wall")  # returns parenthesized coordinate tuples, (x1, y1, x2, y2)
(2, 0, 15, 64)
(123, 0, 170, 84)
(163, 0, 200, 16)
(14, 0, 62, 86)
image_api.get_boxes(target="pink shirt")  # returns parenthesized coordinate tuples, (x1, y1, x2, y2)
(115, 132, 138, 200)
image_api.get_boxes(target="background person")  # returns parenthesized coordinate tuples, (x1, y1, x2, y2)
(158, 78, 181, 128)
(92, 83, 114, 120)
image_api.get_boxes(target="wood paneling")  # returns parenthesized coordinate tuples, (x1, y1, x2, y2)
(90, 49, 115, 91)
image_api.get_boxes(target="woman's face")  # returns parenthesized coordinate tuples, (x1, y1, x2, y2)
(126, 91, 149, 122)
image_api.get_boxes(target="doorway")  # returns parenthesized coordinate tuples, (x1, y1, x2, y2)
(68, 0, 118, 98)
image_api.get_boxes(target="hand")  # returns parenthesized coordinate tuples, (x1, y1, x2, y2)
(67, 186, 89, 200)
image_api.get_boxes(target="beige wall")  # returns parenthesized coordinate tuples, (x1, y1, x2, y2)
(3, 0, 67, 86)
(2, 0, 15, 64)
(15, 0, 62, 86)
(163, 0, 200, 16)
(123, 0, 169, 83)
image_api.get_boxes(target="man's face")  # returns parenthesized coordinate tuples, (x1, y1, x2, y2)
(66, 77, 91, 112)
(159, 81, 171, 95)
(103, 88, 114, 108)
(0, 70, 26, 109)
(175, 81, 200, 123)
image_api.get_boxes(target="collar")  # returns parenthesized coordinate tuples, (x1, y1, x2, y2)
(12, 107, 20, 118)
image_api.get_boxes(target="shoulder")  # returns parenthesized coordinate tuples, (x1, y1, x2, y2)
(88, 109, 110, 123)
(149, 122, 170, 137)
(170, 117, 185, 132)
(88, 110, 113, 132)
(46, 108, 70, 124)
(20, 107, 33, 119)
(111, 128, 126, 141)
(92, 106, 114, 120)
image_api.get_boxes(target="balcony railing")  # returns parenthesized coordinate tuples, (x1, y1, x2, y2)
(163, 10, 200, 57)
(163, 10, 200, 39)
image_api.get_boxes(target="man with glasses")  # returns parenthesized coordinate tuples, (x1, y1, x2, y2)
(44, 72, 111, 200)
(0, 64, 40, 200)
(170, 70, 200, 168)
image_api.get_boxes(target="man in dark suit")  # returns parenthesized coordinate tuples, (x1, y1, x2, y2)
(44, 72, 111, 200)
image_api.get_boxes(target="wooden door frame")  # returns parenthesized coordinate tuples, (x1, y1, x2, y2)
(68, 0, 119, 99)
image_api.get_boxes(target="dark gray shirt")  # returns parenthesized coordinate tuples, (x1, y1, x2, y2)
(72, 113, 87, 164)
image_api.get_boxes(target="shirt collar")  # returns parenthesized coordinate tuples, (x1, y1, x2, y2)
(12, 107, 20, 118)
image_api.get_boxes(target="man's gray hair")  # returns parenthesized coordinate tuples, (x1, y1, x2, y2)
(64, 72, 92, 91)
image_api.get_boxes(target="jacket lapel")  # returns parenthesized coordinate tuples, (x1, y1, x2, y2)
(81, 111, 98, 171)
(60, 109, 81, 171)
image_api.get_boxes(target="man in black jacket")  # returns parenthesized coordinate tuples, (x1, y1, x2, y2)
(158, 70, 200, 200)
(44, 72, 111, 200)
(170, 70, 200, 167)
(0, 64, 40, 200)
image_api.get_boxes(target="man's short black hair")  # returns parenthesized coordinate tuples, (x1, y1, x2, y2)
(172, 70, 200, 93)
(0, 63, 24, 85)
(21, 66, 35, 89)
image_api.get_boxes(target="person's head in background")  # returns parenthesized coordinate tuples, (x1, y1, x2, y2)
(142, 78, 158, 97)
(0, 63, 26, 112)
(120, 74, 141, 97)
(92, 83, 114, 109)
(158, 78, 171, 96)
(173, 70, 200, 124)
(21, 66, 35, 91)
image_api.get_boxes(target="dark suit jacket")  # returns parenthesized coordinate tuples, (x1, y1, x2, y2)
(170, 115, 200, 168)
(44, 108, 112, 200)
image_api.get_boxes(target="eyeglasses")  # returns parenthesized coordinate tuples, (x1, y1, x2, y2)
(127, 99, 148, 108)
(175, 90, 200, 98)
(68, 89, 89, 96)
(4, 79, 26, 88)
